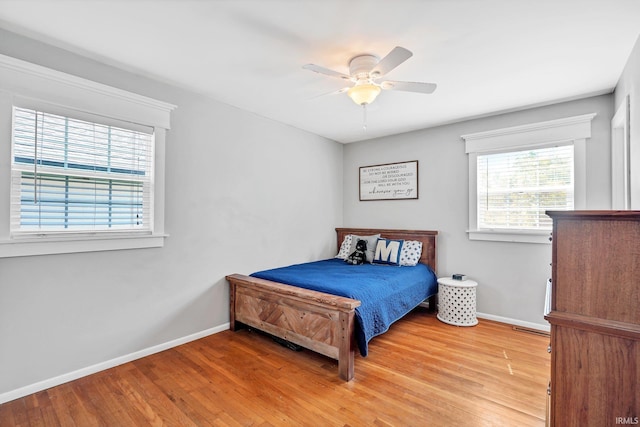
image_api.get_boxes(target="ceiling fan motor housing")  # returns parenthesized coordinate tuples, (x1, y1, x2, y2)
(349, 54, 379, 80)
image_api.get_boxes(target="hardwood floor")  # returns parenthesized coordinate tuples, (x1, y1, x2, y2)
(0, 309, 550, 426)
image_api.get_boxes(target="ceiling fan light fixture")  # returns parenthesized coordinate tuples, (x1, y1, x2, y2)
(347, 83, 381, 106)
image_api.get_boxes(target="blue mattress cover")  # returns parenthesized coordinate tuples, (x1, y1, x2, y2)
(250, 258, 438, 356)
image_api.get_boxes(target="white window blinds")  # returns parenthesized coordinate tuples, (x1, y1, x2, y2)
(10, 107, 154, 235)
(477, 145, 574, 231)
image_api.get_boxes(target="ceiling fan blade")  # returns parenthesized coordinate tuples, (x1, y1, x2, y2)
(371, 46, 413, 77)
(303, 64, 351, 80)
(381, 80, 437, 94)
(308, 86, 350, 100)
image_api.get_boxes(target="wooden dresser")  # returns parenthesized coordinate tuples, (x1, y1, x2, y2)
(545, 211, 640, 426)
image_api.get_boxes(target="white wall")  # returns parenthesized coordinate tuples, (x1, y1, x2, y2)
(614, 35, 640, 208)
(343, 95, 613, 329)
(0, 30, 343, 399)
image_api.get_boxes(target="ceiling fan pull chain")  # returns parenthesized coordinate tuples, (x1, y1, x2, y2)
(362, 104, 367, 131)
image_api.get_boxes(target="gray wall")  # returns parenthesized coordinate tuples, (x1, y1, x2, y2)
(0, 30, 343, 397)
(343, 95, 613, 328)
(0, 26, 626, 400)
(614, 36, 640, 208)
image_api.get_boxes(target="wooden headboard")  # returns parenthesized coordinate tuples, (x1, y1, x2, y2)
(335, 228, 438, 272)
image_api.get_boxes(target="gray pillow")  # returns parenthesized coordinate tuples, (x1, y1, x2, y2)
(349, 234, 380, 263)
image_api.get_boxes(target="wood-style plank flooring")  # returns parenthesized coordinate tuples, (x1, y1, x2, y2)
(0, 309, 550, 426)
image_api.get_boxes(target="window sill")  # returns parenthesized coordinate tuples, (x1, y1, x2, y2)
(467, 229, 552, 244)
(0, 233, 167, 258)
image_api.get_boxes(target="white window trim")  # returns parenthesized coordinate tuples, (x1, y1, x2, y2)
(0, 54, 176, 258)
(462, 113, 596, 244)
(611, 95, 631, 209)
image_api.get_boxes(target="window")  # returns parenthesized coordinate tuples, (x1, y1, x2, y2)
(0, 54, 175, 257)
(463, 114, 596, 244)
(11, 107, 154, 235)
(477, 144, 574, 231)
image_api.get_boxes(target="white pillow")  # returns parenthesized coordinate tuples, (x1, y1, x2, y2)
(335, 234, 353, 260)
(349, 234, 381, 263)
(400, 240, 423, 266)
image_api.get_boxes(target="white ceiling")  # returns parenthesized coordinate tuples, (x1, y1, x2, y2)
(1, 0, 639, 143)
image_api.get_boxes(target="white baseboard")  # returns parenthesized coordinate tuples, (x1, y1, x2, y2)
(476, 312, 550, 333)
(0, 323, 230, 405)
(418, 303, 549, 333)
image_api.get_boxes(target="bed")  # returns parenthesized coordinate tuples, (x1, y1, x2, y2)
(225, 228, 438, 381)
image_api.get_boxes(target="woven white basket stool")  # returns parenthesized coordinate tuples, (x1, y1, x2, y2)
(436, 277, 478, 326)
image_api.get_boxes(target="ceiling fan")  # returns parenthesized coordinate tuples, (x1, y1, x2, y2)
(303, 46, 437, 107)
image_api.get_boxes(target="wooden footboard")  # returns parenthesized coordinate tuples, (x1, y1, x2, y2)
(226, 273, 361, 381)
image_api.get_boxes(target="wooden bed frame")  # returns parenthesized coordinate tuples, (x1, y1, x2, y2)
(225, 228, 438, 381)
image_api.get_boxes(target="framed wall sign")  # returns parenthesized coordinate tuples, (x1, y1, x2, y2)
(359, 160, 419, 201)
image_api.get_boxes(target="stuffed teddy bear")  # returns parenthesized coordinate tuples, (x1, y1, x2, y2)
(345, 239, 367, 265)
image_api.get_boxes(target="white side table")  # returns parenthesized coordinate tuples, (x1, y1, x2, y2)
(437, 277, 478, 326)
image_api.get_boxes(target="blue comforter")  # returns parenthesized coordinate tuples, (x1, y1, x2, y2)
(250, 258, 438, 356)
